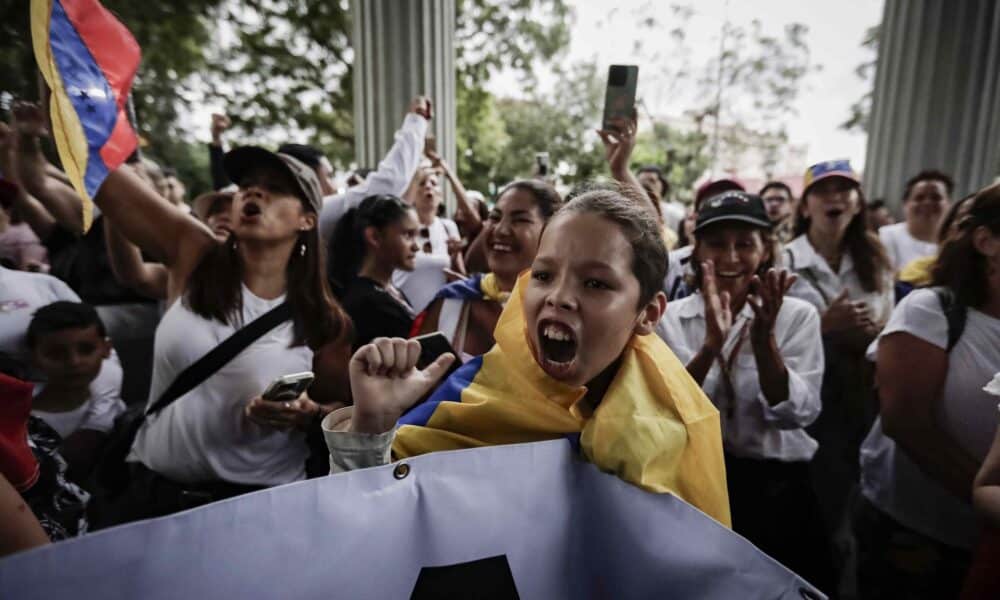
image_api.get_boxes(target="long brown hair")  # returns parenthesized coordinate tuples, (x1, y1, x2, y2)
(185, 222, 348, 350)
(794, 185, 890, 293)
(932, 183, 1000, 308)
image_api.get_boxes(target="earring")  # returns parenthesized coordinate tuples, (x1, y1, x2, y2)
(299, 242, 306, 257)
(231, 239, 238, 251)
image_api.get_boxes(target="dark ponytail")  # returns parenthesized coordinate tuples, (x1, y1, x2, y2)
(328, 194, 412, 296)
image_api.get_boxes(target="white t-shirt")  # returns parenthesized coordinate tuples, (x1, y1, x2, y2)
(860, 288, 1000, 549)
(129, 286, 314, 486)
(657, 294, 824, 462)
(878, 222, 937, 271)
(784, 235, 894, 327)
(0, 266, 124, 405)
(318, 113, 428, 243)
(392, 217, 459, 313)
(32, 379, 126, 439)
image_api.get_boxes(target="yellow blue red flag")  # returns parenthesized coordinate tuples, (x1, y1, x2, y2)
(395, 272, 732, 526)
(31, 0, 140, 231)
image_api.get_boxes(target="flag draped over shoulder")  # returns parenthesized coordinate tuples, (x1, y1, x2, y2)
(30, 0, 140, 231)
(395, 271, 732, 527)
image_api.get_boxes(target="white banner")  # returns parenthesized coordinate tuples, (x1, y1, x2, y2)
(0, 440, 823, 599)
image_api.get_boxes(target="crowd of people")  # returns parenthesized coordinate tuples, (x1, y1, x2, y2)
(1, 84, 999, 600)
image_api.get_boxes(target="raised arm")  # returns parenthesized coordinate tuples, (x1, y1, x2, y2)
(0, 123, 56, 241)
(597, 113, 659, 219)
(11, 103, 84, 235)
(319, 97, 431, 241)
(208, 113, 231, 191)
(429, 151, 481, 235)
(102, 217, 168, 300)
(94, 165, 216, 291)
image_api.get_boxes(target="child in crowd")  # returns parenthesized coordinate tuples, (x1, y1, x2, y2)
(323, 189, 731, 527)
(27, 302, 124, 482)
(657, 191, 834, 591)
(330, 195, 421, 349)
(412, 180, 561, 360)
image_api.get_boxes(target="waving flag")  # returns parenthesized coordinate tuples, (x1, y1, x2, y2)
(31, 0, 140, 231)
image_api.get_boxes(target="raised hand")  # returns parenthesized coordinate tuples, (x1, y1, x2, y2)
(11, 101, 49, 138)
(210, 113, 231, 143)
(701, 260, 733, 355)
(349, 338, 455, 434)
(409, 96, 433, 121)
(596, 112, 638, 179)
(748, 268, 797, 342)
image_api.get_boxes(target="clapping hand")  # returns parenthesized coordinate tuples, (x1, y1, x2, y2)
(747, 268, 797, 342)
(349, 338, 455, 434)
(701, 260, 733, 356)
(821, 289, 874, 335)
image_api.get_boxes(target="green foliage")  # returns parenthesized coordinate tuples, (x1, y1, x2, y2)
(631, 122, 711, 203)
(841, 24, 880, 134)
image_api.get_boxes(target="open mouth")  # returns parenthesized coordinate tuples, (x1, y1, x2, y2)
(537, 319, 578, 375)
(242, 202, 262, 218)
(825, 208, 845, 219)
(716, 270, 745, 279)
(489, 242, 515, 254)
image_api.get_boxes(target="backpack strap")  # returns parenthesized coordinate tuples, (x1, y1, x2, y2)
(931, 286, 967, 352)
(146, 301, 293, 417)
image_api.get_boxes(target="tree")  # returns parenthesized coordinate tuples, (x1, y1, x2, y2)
(841, 24, 880, 134)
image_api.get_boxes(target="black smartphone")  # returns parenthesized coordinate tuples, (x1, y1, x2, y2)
(261, 371, 315, 402)
(413, 332, 463, 379)
(535, 152, 549, 177)
(602, 65, 639, 132)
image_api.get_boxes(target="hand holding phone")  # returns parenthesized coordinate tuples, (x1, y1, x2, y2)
(602, 65, 639, 133)
(535, 152, 550, 177)
(261, 371, 315, 402)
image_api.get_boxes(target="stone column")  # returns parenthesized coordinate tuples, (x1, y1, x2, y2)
(351, 0, 457, 210)
(864, 0, 1000, 210)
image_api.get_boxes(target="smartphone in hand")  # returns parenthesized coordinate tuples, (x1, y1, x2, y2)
(413, 332, 463, 379)
(261, 371, 315, 402)
(602, 65, 639, 132)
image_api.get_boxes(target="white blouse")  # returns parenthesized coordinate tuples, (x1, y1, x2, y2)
(657, 293, 824, 462)
(783, 235, 893, 327)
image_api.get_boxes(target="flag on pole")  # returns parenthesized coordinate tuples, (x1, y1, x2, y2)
(0, 440, 824, 599)
(30, 0, 141, 231)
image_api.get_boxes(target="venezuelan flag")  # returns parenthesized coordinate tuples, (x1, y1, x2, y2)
(31, 0, 140, 231)
(395, 272, 732, 527)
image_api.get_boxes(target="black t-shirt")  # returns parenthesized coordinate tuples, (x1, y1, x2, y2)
(341, 277, 415, 350)
(44, 214, 154, 306)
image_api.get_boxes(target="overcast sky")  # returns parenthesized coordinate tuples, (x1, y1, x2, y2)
(491, 0, 884, 171)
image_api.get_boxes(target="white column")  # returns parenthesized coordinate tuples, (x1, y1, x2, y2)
(352, 0, 456, 210)
(864, 0, 1000, 209)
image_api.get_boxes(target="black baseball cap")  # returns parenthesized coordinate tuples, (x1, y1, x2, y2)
(695, 191, 772, 232)
(223, 146, 323, 213)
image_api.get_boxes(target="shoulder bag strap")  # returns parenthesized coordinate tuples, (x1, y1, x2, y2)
(145, 301, 293, 417)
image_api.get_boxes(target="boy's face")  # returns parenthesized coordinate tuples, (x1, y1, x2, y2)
(31, 326, 110, 389)
(523, 212, 664, 387)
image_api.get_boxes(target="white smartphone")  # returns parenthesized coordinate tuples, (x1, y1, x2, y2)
(261, 371, 315, 402)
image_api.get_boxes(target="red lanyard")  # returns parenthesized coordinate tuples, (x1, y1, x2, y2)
(715, 318, 751, 420)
